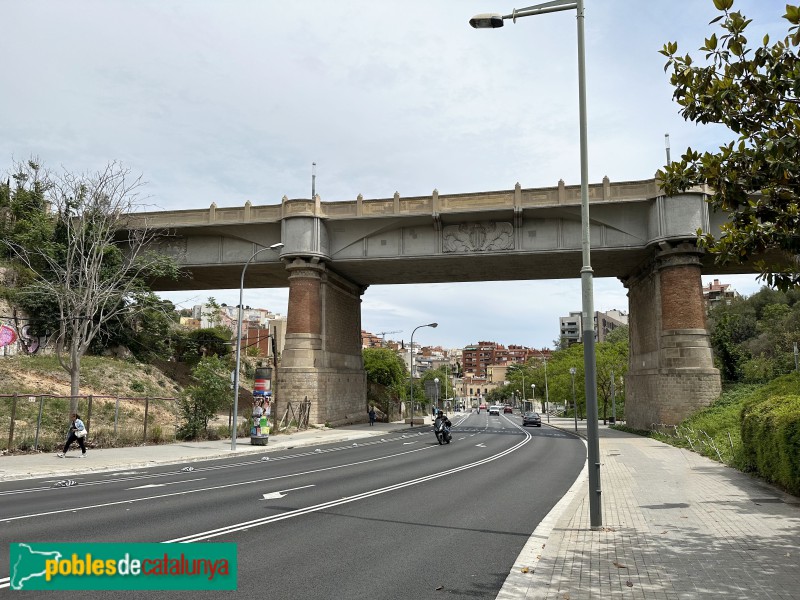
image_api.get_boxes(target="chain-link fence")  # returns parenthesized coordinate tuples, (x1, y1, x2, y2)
(1, 394, 178, 453)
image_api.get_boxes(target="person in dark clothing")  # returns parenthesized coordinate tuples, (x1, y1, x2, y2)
(368, 406, 376, 426)
(433, 410, 452, 443)
(57, 413, 87, 458)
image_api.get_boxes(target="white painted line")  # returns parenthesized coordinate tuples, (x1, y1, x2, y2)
(166, 429, 532, 543)
(0, 445, 432, 523)
(261, 484, 315, 500)
(128, 478, 206, 490)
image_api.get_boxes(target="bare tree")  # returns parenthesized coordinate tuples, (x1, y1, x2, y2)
(6, 162, 178, 412)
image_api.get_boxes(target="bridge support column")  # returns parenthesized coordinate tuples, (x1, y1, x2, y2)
(278, 258, 367, 427)
(623, 241, 720, 429)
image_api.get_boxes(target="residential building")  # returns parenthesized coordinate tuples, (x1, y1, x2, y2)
(559, 309, 628, 344)
(462, 341, 536, 377)
(703, 278, 738, 308)
(361, 330, 383, 348)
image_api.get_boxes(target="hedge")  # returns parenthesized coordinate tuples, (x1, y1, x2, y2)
(740, 375, 800, 496)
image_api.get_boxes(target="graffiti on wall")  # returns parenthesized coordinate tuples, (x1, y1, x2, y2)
(0, 321, 49, 354)
(0, 323, 18, 348)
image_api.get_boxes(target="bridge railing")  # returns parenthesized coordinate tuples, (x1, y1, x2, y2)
(126, 177, 705, 228)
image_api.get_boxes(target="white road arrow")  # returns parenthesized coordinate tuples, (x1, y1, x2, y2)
(475, 443, 486, 448)
(128, 478, 205, 489)
(261, 484, 315, 500)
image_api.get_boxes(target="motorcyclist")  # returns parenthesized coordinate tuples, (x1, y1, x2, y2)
(434, 410, 451, 438)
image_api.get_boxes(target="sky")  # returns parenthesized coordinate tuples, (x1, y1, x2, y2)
(2, 0, 786, 349)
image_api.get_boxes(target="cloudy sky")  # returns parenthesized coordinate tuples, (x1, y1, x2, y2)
(2, 0, 784, 349)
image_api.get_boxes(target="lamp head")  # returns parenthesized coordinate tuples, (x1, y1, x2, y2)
(269, 242, 284, 250)
(429, 322, 438, 328)
(569, 367, 577, 375)
(469, 13, 504, 28)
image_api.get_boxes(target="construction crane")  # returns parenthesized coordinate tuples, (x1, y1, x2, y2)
(376, 330, 402, 345)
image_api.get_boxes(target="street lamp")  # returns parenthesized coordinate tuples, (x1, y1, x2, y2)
(569, 367, 578, 433)
(232, 242, 284, 451)
(409, 322, 438, 426)
(434, 377, 440, 413)
(470, 0, 602, 528)
(531, 383, 536, 412)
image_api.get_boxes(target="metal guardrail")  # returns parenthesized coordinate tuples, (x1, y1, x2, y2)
(1, 394, 178, 453)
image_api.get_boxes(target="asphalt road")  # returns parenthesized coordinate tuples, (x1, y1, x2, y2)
(1, 411, 585, 599)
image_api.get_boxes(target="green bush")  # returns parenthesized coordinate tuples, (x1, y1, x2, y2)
(740, 376, 800, 495)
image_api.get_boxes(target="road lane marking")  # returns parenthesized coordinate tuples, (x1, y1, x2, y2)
(0, 446, 432, 523)
(167, 428, 532, 543)
(0, 434, 423, 497)
(261, 484, 315, 500)
(127, 478, 206, 490)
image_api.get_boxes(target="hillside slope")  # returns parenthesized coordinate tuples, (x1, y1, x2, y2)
(0, 355, 182, 398)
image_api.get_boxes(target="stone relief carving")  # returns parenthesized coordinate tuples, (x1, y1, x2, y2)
(442, 222, 514, 253)
(154, 236, 188, 260)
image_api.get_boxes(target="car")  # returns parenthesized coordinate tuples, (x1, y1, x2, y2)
(478, 403, 487, 412)
(522, 412, 542, 427)
(488, 405, 501, 415)
(503, 405, 513, 414)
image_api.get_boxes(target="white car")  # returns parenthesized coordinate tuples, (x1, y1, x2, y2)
(488, 405, 501, 415)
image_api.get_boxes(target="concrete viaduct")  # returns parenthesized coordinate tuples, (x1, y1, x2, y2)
(130, 176, 753, 430)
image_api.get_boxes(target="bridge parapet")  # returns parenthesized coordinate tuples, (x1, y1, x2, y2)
(127, 177, 707, 228)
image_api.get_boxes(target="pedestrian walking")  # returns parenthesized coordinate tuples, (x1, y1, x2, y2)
(368, 406, 376, 426)
(57, 413, 87, 458)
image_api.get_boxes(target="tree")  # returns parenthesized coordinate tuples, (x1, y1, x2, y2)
(363, 347, 407, 420)
(658, 1, 800, 290)
(0, 160, 61, 349)
(2, 161, 179, 412)
(707, 297, 757, 381)
(595, 339, 628, 423)
(178, 355, 231, 439)
(363, 347, 407, 388)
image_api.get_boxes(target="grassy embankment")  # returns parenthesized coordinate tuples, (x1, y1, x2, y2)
(0, 355, 184, 452)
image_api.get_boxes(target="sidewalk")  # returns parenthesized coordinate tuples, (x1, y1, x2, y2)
(3, 414, 799, 598)
(501, 417, 800, 599)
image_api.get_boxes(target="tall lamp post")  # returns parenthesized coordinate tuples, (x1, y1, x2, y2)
(569, 367, 578, 433)
(232, 242, 284, 451)
(531, 384, 536, 412)
(470, 0, 601, 528)
(409, 322, 438, 426)
(434, 377, 440, 413)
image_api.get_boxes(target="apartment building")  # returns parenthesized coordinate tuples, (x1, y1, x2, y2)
(559, 309, 628, 345)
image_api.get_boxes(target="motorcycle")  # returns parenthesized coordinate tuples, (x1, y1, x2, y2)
(434, 418, 452, 445)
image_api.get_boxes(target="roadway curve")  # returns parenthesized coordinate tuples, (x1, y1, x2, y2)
(1, 412, 585, 598)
